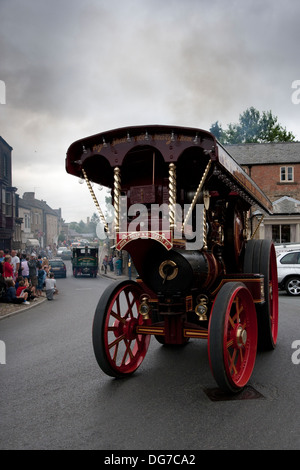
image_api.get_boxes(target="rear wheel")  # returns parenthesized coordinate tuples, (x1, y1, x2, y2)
(244, 239, 278, 350)
(208, 282, 257, 394)
(92, 280, 151, 377)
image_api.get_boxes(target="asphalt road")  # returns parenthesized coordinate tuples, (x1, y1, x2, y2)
(0, 263, 300, 450)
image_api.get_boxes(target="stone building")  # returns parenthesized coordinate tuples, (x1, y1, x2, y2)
(18, 192, 60, 251)
(0, 136, 21, 250)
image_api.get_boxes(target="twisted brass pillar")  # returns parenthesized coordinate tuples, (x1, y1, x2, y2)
(182, 160, 211, 231)
(114, 167, 121, 233)
(168, 163, 176, 231)
(81, 168, 109, 234)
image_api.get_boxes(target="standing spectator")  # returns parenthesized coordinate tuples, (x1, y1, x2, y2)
(113, 255, 117, 273)
(10, 250, 20, 281)
(21, 254, 30, 279)
(37, 265, 46, 297)
(3, 255, 13, 281)
(116, 257, 122, 276)
(0, 250, 5, 263)
(28, 254, 38, 292)
(103, 255, 108, 274)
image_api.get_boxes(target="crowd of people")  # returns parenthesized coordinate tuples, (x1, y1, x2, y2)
(102, 254, 123, 275)
(0, 249, 58, 305)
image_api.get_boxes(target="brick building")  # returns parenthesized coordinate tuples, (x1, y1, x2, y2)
(227, 142, 300, 243)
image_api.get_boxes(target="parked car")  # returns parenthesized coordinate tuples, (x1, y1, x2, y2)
(49, 258, 67, 278)
(277, 250, 300, 296)
(57, 246, 68, 256)
(61, 249, 72, 260)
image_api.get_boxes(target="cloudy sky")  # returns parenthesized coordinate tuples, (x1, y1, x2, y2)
(1, 0, 300, 222)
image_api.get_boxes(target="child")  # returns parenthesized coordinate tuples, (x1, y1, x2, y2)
(45, 273, 58, 300)
(22, 277, 36, 301)
(3, 279, 29, 304)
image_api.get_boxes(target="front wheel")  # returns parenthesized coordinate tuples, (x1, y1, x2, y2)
(92, 280, 151, 377)
(208, 282, 258, 394)
(285, 277, 300, 296)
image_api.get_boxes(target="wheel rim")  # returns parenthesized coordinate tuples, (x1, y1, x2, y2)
(102, 282, 150, 375)
(268, 244, 279, 342)
(208, 282, 257, 392)
(222, 287, 257, 388)
(287, 279, 300, 295)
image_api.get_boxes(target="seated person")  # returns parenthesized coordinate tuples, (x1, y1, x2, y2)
(3, 279, 29, 304)
(23, 277, 37, 300)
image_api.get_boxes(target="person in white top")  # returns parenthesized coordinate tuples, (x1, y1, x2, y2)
(10, 250, 20, 280)
(21, 255, 30, 279)
(45, 273, 58, 300)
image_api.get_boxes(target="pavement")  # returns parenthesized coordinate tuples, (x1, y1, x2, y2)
(0, 270, 130, 321)
(0, 295, 47, 320)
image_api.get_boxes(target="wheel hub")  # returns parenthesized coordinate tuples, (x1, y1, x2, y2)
(113, 318, 138, 341)
(236, 325, 247, 348)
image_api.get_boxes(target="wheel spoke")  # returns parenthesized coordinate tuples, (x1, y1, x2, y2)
(108, 334, 126, 350)
(110, 309, 126, 324)
(121, 339, 134, 365)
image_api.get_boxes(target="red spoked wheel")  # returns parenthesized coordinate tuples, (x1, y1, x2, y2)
(208, 282, 258, 394)
(92, 280, 151, 377)
(244, 239, 279, 350)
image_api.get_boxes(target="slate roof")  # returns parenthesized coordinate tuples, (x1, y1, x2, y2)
(18, 196, 58, 216)
(225, 142, 300, 165)
(272, 196, 300, 214)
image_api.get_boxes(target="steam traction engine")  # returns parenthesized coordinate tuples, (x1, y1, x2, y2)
(66, 125, 278, 394)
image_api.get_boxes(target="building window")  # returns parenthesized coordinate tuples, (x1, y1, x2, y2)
(280, 166, 294, 182)
(5, 191, 12, 216)
(272, 224, 290, 243)
(24, 213, 30, 230)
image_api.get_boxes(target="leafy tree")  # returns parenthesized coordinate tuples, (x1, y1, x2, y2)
(87, 212, 100, 236)
(210, 107, 295, 144)
(209, 121, 225, 142)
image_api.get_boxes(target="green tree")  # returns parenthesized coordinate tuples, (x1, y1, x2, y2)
(210, 107, 295, 144)
(87, 212, 100, 236)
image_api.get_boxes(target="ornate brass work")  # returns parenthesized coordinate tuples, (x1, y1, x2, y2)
(139, 295, 151, 320)
(114, 167, 121, 233)
(183, 160, 212, 231)
(195, 295, 209, 321)
(250, 214, 265, 240)
(168, 163, 176, 231)
(159, 260, 178, 283)
(81, 168, 109, 234)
